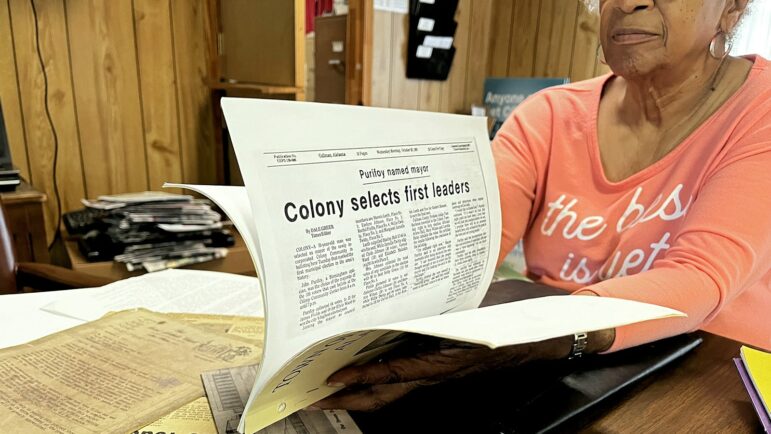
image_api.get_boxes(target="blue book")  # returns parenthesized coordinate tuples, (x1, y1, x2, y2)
(484, 77, 568, 138)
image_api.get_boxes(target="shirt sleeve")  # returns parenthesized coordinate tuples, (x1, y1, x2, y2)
(577, 123, 771, 352)
(493, 93, 554, 267)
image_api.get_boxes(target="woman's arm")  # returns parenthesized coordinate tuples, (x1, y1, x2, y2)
(578, 125, 771, 352)
(492, 91, 554, 265)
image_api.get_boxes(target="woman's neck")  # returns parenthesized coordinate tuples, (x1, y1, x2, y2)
(595, 55, 753, 182)
(617, 54, 726, 128)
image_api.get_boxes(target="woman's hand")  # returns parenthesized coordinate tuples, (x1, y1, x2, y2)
(311, 334, 576, 412)
(311, 279, 616, 412)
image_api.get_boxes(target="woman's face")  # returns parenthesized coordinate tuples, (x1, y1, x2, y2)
(599, 0, 727, 78)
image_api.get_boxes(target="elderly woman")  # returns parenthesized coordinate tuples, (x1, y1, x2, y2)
(315, 0, 770, 411)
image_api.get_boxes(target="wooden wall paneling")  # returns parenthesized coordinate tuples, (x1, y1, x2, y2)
(360, 0, 373, 106)
(506, 0, 540, 77)
(171, 0, 216, 185)
(293, 0, 306, 101)
(464, 0, 494, 109)
(345, 0, 373, 106)
(387, 13, 419, 110)
(417, 79, 442, 112)
(66, 0, 148, 197)
(0, 0, 30, 181)
(370, 10, 393, 107)
(570, 1, 602, 82)
(488, 0, 514, 77)
(133, 0, 183, 191)
(9, 0, 86, 240)
(439, 0, 471, 114)
(533, 0, 580, 78)
(305, 33, 315, 102)
(346, 0, 360, 105)
(595, 57, 611, 77)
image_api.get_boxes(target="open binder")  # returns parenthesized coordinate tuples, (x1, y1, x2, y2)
(351, 280, 703, 433)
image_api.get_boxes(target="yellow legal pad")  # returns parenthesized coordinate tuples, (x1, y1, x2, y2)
(741, 346, 771, 414)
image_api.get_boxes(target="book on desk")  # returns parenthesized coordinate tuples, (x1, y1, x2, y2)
(735, 345, 771, 431)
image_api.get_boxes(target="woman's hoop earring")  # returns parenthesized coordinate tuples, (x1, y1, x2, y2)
(709, 32, 732, 59)
(596, 43, 607, 65)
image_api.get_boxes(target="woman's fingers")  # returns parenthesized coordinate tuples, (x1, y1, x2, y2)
(327, 349, 477, 387)
(313, 381, 426, 411)
(313, 343, 535, 411)
(327, 356, 435, 386)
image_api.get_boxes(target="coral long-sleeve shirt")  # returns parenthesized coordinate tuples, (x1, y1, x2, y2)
(494, 55, 771, 352)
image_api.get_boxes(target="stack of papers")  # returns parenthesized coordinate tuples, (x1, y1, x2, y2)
(78, 191, 235, 272)
(734, 345, 771, 432)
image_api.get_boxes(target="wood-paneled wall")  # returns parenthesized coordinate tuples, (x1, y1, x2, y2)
(0, 0, 215, 242)
(371, 0, 610, 113)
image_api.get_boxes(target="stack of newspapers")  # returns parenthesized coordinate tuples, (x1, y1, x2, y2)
(79, 192, 234, 272)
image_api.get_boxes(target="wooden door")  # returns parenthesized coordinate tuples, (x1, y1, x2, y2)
(315, 15, 348, 104)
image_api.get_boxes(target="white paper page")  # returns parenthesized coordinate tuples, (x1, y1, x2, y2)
(417, 17, 435, 32)
(375, 295, 684, 347)
(42, 269, 264, 321)
(0, 290, 98, 349)
(165, 183, 264, 279)
(423, 35, 453, 49)
(416, 45, 433, 59)
(221, 98, 500, 430)
(373, 0, 408, 14)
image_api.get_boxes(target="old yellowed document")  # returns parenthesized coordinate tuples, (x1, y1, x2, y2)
(131, 397, 217, 434)
(163, 312, 265, 341)
(0, 309, 261, 434)
(134, 314, 358, 434)
(132, 313, 265, 434)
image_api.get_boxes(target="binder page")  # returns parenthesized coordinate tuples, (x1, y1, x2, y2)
(221, 98, 500, 433)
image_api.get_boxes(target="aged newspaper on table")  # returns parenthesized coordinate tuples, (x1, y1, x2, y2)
(168, 99, 685, 433)
(202, 364, 360, 434)
(132, 314, 357, 434)
(0, 309, 261, 434)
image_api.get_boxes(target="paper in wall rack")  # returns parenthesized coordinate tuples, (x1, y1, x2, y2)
(406, 0, 460, 80)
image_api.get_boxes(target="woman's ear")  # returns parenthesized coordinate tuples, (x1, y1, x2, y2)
(720, 0, 750, 34)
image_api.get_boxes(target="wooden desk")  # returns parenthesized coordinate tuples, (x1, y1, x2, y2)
(0, 180, 49, 263)
(581, 332, 758, 433)
(63, 230, 256, 279)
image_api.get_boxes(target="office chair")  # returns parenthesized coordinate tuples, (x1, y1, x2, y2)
(0, 198, 114, 293)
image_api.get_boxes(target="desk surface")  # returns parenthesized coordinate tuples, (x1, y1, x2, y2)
(0, 179, 46, 204)
(582, 332, 758, 433)
(352, 331, 758, 433)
